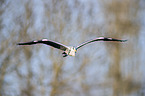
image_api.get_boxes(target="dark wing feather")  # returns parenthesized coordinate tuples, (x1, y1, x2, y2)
(17, 39, 69, 51)
(76, 37, 127, 50)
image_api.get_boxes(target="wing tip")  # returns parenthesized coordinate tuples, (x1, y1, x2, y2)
(17, 43, 22, 45)
(121, 39, 128, 42)
(17, 42, 29, 45)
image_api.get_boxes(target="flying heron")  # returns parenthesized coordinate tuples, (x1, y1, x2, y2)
(17, 37, 127, 57)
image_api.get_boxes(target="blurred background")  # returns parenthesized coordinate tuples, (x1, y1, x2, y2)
(0, 0, 145, 96)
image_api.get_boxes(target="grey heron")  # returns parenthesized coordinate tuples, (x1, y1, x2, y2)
(17, 37, 127, 57)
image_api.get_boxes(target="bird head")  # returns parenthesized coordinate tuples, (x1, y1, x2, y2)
(72, 47, 77, 53)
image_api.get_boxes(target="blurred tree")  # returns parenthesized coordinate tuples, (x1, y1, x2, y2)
(102, 0, 142, 96)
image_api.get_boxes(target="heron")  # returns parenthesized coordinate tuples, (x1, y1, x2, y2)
(17, 37, 127, 57)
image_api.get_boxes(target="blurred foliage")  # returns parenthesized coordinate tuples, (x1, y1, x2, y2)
(0, 0, 145, 96)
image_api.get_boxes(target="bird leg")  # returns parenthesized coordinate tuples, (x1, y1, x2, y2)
(62, 52, 68, 57)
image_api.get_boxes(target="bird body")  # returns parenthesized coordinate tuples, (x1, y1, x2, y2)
(17, 37, 127, 57)
(67, 47, 77, 56)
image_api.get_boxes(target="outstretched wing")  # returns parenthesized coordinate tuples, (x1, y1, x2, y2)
(17, 39, 69, 51)
(76, 37, 127, 50)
